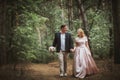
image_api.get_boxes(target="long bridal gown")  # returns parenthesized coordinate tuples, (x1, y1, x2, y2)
(73, 36, 99, 78)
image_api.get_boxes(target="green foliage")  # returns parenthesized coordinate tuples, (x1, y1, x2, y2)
(8, 0, 112, 63)
(12, 11, 56, 63)
(71, 8, 112, 59)
(13, 25, 38, 61)
(33, 49, 58, 63)
(87, 9, 111, 58)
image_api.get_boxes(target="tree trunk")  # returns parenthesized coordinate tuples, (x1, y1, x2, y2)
(0, 1, 7, 65)
(76, 0, 93, 55)
(60, 0, 65, 23)
(67, 0, 73, 30)
(36, 27, 42, 45)
(112, 0, 120, 64)
(76, 0, 89, 36)
(7, 2, 18, 63)
(109, 27, 113, 58)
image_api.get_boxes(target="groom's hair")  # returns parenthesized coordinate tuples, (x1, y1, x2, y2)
(61, 24, 66, 29)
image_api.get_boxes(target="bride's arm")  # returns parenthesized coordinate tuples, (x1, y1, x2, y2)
(75, 42, 79, 47)
(85, 41, 90, 51)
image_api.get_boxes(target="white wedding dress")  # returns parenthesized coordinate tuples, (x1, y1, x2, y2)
(73, 36, 99, 78)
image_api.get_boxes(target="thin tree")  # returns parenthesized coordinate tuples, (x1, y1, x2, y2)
(76, 0, 89, 36)
(76, 0, 93, 55)
(0, 0, 7, 65)
(67, 0, 73, 30)
(112, 0, 120, 64)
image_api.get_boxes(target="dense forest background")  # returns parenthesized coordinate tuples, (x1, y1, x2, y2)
(0, 0, 114, 64)
(0, 0, 120, 80)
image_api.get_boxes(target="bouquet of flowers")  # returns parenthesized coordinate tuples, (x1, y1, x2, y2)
(49, 46, 56, 54)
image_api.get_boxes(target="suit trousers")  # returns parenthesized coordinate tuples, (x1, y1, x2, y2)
(57, 51, 68, 74)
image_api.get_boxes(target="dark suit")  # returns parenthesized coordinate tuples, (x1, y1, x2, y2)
(53, 32, 73, 52)
(52, 32, 73, 75)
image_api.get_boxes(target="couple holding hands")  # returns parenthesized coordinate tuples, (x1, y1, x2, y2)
(49, 24, 99, 79)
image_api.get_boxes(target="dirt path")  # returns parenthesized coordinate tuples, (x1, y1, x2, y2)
(25, 59, 120, 80)
(27, 60, 75, 80)
(26, 59, 104, 80)
(0, 59, 120, 80)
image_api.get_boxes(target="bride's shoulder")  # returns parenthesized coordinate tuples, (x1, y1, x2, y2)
(84, 36, 87, 38)
(83, 36, 88, 41)
(75, 37, 79, 41)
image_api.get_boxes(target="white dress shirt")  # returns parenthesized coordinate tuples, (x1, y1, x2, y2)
(60, 33, 65, 51)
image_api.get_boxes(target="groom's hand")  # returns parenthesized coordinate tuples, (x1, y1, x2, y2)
(70, 49, 74, 53)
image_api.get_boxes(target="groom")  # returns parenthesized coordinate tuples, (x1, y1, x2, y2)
(52, 24, 73, 77)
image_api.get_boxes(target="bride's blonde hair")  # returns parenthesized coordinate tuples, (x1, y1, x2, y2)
(77, 28, 85, 38)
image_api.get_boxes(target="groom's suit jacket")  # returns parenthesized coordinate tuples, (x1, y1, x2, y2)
(53, 32, 73, 52)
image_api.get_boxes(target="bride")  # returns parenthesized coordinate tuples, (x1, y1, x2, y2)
(71, 28, 99, 78)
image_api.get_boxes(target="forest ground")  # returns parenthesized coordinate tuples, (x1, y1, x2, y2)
(0, 58, 120, 80)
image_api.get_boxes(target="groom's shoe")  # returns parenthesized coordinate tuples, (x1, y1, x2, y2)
(64, 73, 67, 77)
(60, 73, 64, 77)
